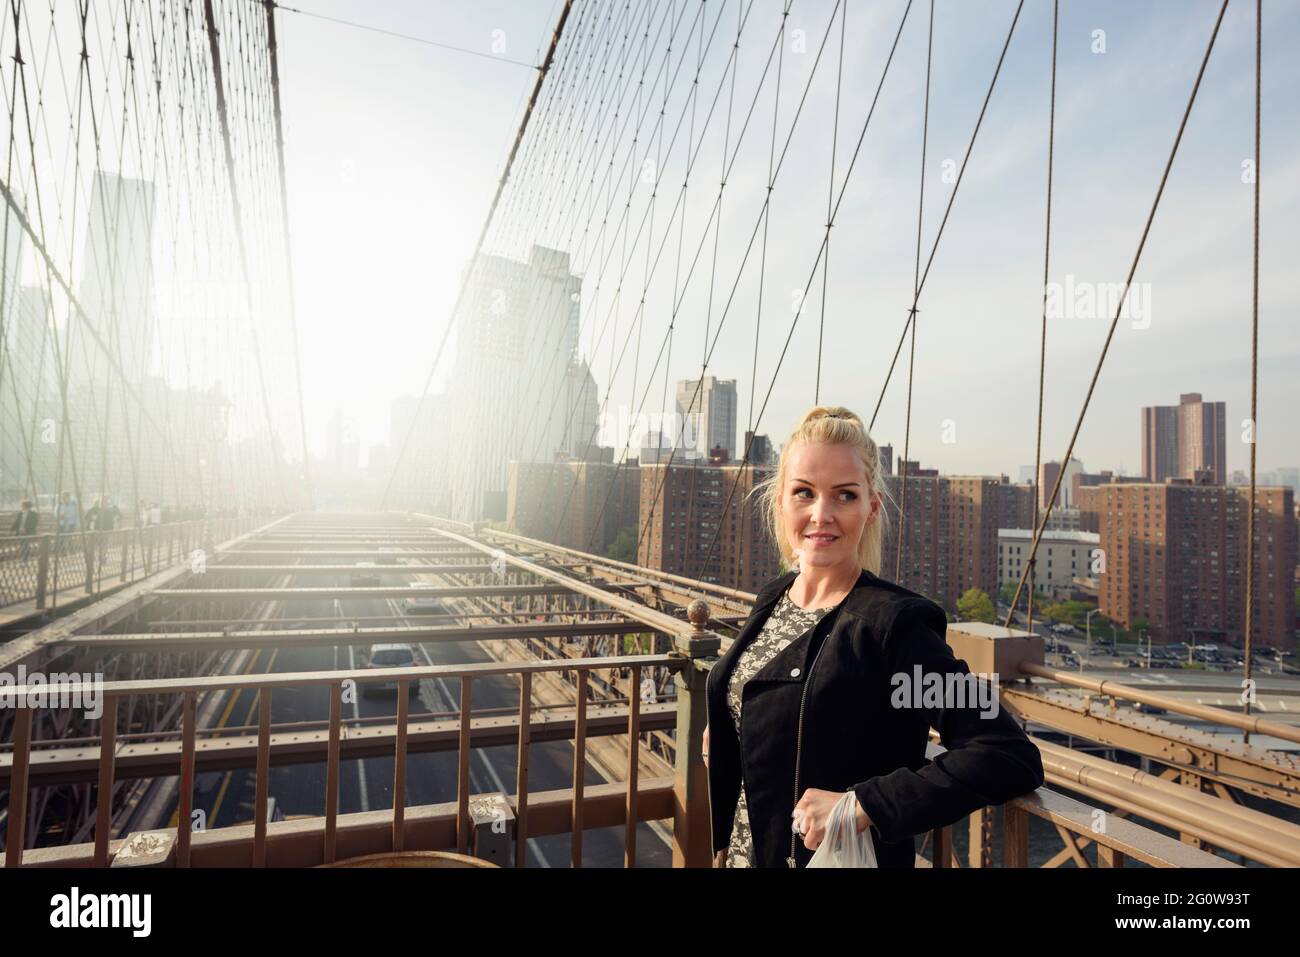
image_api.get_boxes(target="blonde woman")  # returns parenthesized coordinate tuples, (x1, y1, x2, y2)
(702, 406, 1044, 867)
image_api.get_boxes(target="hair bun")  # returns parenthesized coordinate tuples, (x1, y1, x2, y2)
(801, 405, 861, 427)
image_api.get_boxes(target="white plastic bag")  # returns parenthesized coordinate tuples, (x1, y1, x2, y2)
(806, 791, 879, 868)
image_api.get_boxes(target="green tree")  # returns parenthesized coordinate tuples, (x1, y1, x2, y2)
(606, 525, 638, 563)
(957, 588, 996, 623)
(999, 579, 1052, 609)
(997, 581, 1019, 606)
(1040, 602, 1067, 623)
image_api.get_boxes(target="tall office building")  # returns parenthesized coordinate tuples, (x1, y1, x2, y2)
(743, 430, 775, 467)
(67, 172, 160, 502)
(0, 286, 60, 504)
(1038, 458, 1084, 511)
(879, 443, 894, 479)
(560, 360, 600, 461)
(675, 376, 737, 463)
(1142, 392, 1226, 485)
(76, 172, 157, 387)
(438, 244, 583, 521)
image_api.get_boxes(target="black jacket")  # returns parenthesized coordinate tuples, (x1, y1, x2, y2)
(705, 567, 1045, 868)
(11, 509, 38, 535)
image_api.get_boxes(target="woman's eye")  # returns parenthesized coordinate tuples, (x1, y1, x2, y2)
(793, 488, 812, 498)
(840, 491, 858, 501)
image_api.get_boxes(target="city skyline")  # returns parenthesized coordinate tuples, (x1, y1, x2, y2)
(269, 0, 1300, 485)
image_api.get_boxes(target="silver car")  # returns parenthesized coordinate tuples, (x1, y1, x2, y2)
(364, 643, 420, 696)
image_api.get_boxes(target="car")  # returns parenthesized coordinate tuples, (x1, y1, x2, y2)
(349, 562, 381, 587)
(403, 596, 449, 615)
(1051, 623, 1076, 635)
(403, 583, 450, 616)
(363, 643, 420, 696)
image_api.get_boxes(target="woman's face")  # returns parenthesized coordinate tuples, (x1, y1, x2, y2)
(781, 441, 878, 571)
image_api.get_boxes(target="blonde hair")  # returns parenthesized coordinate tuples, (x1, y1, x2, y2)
(752, 405, 893, 575)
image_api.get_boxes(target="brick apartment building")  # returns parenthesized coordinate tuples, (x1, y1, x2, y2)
(1088, 480, 1296, 647)
(881, 472, 1035, 613)
(637, 461, 780, 591)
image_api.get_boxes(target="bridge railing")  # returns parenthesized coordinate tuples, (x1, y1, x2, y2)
(0, 517, 254, 613)
(1, 630, 1242, 868)
(1, 652, 688, 868)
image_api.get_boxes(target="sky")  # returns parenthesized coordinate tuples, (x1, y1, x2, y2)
(272, 0, 1300, 481)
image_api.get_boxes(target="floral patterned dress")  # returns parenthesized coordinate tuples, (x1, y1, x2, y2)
(724, 585, 835, 868)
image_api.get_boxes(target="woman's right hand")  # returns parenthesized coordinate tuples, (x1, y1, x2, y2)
(702, 723, 709, 769)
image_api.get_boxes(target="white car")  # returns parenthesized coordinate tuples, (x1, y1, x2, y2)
(403, 581, 449, 616)
(364, 643, 420, 696)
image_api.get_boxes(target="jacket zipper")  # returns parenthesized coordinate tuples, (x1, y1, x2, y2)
(788, 624, 833, 868)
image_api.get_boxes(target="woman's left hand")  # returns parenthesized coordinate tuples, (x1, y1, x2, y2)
(793, 788, 872, 850)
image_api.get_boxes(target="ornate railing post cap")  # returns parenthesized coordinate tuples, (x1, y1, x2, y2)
(687, 599, 710, 630)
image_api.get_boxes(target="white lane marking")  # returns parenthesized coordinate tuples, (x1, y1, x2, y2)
(347, 643, 372, 813)
(337, 597, 371, 813)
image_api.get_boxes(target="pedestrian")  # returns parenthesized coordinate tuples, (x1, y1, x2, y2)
(56, 491, 80, 533)
(10, 498, 39, 561)
(704, 405, 1044, 868)
(97, 496, 121, 531)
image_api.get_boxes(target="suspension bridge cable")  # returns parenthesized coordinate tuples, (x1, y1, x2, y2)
(266, 1, 541, 71)
(894, 0, 933, 583)
(1000, 0, 1232, 628)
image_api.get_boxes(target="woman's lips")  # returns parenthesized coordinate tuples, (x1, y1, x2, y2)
(804, 533, 838, 546)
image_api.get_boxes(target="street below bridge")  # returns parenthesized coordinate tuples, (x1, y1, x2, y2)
(154, 559, 671, 867)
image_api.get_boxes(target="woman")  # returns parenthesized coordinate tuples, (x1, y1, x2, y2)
(703, 406, 1044, 868)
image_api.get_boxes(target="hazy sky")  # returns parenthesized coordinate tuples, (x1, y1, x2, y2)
(274, 0, 1299, 480)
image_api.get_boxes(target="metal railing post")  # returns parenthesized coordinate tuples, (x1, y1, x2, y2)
(83, 533, 95, 594)
(671, 600, 720, 868)
(1003, 802, 1030, 867)
(34, 535, 50, 609)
